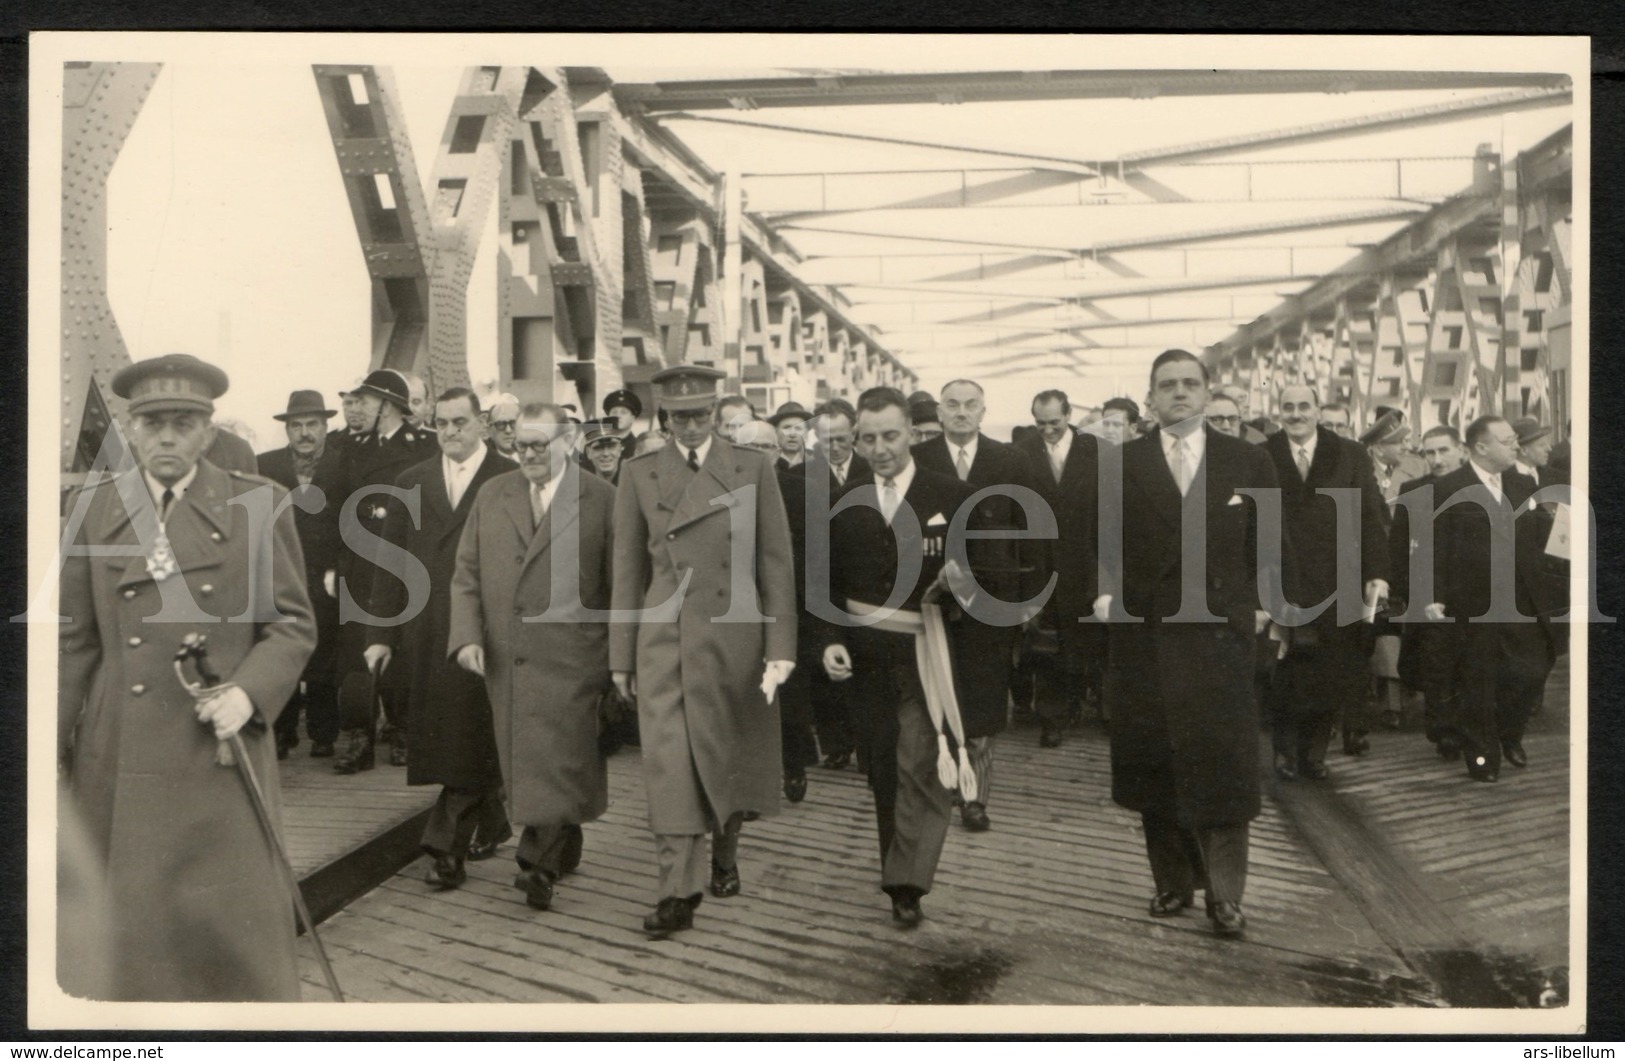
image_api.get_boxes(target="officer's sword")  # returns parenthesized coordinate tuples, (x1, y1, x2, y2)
(173, 633, 344, 1002)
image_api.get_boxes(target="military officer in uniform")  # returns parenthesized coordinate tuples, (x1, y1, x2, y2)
(58, 354, 316, 1000)
(328, 368, 439, 771)
(610, 364, 798, 939)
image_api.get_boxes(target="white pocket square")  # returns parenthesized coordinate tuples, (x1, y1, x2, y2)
(926, 513, 948, 527)
(1227, 494, 1245, 506)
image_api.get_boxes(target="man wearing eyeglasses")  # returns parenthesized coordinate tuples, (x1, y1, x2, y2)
(1205, 397, 1244, 439)
(610, 365, 798, 939)
(486, 393, 521, 458)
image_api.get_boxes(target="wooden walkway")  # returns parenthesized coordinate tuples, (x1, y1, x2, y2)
(286, 655, 1571, 1008)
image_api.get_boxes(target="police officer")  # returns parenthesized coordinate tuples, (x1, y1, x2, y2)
(603, 388, 643, 461)
(58, 354, 316, 1000)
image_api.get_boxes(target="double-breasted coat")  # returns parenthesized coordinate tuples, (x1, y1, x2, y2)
(610, 442, 798, 834)
(58, 460, 316, 1001)
(1105, 427, 1284, 829)
(367, 445, 514, 789)
(913, 433, 1051, 737)
(447, 465, 615, 827)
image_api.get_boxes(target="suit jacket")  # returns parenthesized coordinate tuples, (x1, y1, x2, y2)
(256, 442, 346, 583)
(794, 451, 871, 496)
(1430, 462, 1554, 624)
(447, 466, 614, 826)
(1389, 473, 1441, 608)
(1107, 426, 1282, 828)
(58, 460, 315, 1000)
(367, 446, 514, 788)
(1015, 429, 1100, 617)
(1263, 426, 1389, 636)
(610, 441, 798, 832)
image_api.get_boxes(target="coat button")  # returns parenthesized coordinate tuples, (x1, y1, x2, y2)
(717, 588, 725, 597)
(122, 588, 136, 599)
(210, 531, 223, 542)
(667, 533, 677, 540)
(127, 636, 142, 647)
(131, 683, 145, 696)
(200, 584, 214, 596)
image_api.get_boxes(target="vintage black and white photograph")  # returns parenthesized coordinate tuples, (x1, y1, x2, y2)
(28, 32, 1589, 1034)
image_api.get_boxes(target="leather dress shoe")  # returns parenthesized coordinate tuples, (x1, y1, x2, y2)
(1149, 890, 1195, 917)
(309, 740, 335, 759)
(1342, 731, 1370, 756)
(1039, 725, 1063, 749)
(821, 750, 852, 770)
(1465, 751, 1499, 782)
(332, 732, 374, 774)
(890, 891, 924, 928)
(1436, 735, 1462, 760)
(514, 869, 554, 910)
(426, 853, 466, 890)
(784, 773, 808, 803)
(1300, 762, 1329, 782)
(1273, 753, 1297, 782)
(1209, 900, 1247, 937)
(1502, 740, 1528, 769)
(644, 895, 697, 939)
(961, 801, 991, 832)
(709, 859, 740, 898)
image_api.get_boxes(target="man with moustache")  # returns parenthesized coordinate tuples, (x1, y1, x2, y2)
(1095, 349, 1284, 939)
(1392, 425, 1468, 757)
(257, 389, 346, 759)
(328, 368, 439, 772)
(822, 387, 981, 927)
(611, 365, 797, 938)
(449, 404, 616, 911)
(582, 419, 627, 486)
(913, 378, 1049, 832)
(1422, 416, 1557, 781)
(1263, 385, 1389, 782)
(365, 388, 516, 886)
(1014, 388, 1101, 746)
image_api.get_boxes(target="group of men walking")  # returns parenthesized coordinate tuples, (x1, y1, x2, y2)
(56, 347, 1570, 1001)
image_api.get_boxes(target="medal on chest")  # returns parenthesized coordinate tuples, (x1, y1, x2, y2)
(145, 526, 179, 582)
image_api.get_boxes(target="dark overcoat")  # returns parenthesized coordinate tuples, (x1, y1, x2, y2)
(1105, 427, 1283, 829)
(610, 441, 798, 833)
(367, 445, 513, 788)
(1015, 429, 1101, 619)
(447, 465, 615, 827)
(58, 460, 315, 1000)
(257, 442, 346, 684)
(913, 433, 1051, 737)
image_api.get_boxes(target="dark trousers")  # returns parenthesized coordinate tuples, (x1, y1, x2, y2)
(856, 646, 955, 897)
(811, 670, 855, 757)
(1404, 624, 1458, 742)
(421, 785, 511, 859)
(781, 717, 819, 779)
(273, 679, 339, 746)
(1453, 622, 1552, 771)
(1271, 638, 1367, 768)
(1013, 615, 1092, 725)
(1141, 813, 1250, 906)
(517, 823, 584, 880)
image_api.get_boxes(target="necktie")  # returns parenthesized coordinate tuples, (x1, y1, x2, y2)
(832, 461, 846, 486)
(687, 448, 700, 473)
(1049, 444, 1064, 484)
(881, 477, 899, 523)
(530, 483, 548, 529)
(1487, 474, 1503, 503)
(1171, 438, 1192, 495)
(1295, 446, 1310, 481)
(955, 448, 970, 481)
(159, 488, 175, 523)
(448, 464, 464, 509)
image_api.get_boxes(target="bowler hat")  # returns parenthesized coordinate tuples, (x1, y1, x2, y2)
(768, 401, 811, 427)
(273, 389, 338, 421)
(348, 369, 412, 411)
(111, 354, 229, 416)
(1511, 417, 1552, 447)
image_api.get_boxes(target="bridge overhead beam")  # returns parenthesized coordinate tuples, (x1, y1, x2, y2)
(615, 69, 1570, 112)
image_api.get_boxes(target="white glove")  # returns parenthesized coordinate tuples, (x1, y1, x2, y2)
(1425, 602, 1447, 621)
(822, 644, 853, 682)
(612, 671, 638, 701)
(761, 659, 796, 703)
(455, 644, 485, 677)
(1092, 595, 1113, 622)
(363, 644, 392, 675)
(195, 684, 255, 741)
(323, 569, 337, 598)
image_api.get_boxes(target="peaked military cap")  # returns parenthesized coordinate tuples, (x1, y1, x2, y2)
(650, 364, 725, 411)
(112, 354, 229, 416)
(1359, 411, 1409, 447)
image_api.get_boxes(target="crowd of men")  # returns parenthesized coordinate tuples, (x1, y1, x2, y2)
(55, 349, 1571, 1001)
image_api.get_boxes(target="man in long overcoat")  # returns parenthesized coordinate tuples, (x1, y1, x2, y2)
(449, 404, 615, 911)
(366, 388, 515, 888)
(1263, 385, 1389, 781)
(610, 365, 798, 939)
(1096, 349, 1285, 939)
(58, 354, 315, 1000)
(913, 378, 1049, 832)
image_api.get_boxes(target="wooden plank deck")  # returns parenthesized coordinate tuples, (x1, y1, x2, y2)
(288, 657, 1571, 1007)
(278, 741, 434, 878)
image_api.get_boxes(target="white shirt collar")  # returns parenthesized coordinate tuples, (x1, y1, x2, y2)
(1289, 430, 1318, 463)
(531, 472, 561, 509)
(143, 464, 198, 511)
(949, 434, 979, 466)
(1161, 421, 1206, 462)
(1046, 429, 1073, 461)
(876, 457, 917, 498)
(684, 435, 714, 467)
(1514, 459, 1537, 479)
(444, 440, 486, 477)
(1469, 456, 1504, 494)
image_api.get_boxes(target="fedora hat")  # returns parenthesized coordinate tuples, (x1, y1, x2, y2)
(273, 389, 338, 421)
